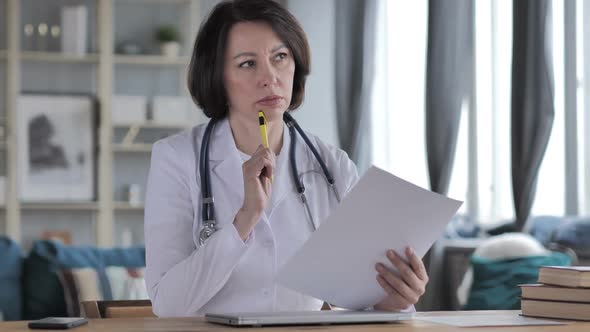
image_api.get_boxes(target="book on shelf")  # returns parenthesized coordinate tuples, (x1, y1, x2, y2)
(520, 284, 590, 303)
(538, 266, 590, 288)
(521, 299, 590, 321)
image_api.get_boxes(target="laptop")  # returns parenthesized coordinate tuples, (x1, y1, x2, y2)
(205, 310, 413, 327)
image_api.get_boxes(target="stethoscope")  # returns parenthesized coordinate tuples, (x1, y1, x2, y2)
(195, 112, 341, 246)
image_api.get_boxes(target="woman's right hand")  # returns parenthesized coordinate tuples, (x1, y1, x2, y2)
(233, 144, 276, 240)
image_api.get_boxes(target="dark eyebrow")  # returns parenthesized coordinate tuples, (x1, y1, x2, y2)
(233, 51, 256, 59)
(271, 44, 287, 53)
(233, 44, 287, 59)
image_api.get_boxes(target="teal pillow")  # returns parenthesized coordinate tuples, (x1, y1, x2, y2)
(0, 236, 23, 321)
(22, 240, 145, 320)
(465, 252, 572, 310)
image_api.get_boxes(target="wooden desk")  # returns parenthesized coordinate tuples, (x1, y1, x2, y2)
(1, 311, 588, 332)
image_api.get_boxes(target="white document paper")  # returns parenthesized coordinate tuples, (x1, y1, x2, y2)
(276, 166, 463, 310)
(415, 314, 564, 327)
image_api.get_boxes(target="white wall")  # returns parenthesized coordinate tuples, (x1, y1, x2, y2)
(287, 0, 340, 148)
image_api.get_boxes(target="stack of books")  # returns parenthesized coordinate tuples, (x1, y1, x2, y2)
(520, 266, 590, 321)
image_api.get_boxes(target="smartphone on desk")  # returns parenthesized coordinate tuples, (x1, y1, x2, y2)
(28, 317, 88, 329)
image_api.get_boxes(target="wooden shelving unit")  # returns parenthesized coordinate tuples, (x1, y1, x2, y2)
(1, 0, 201, 246)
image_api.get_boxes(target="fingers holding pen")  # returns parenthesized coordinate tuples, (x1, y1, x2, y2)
(249, 145, 276, 181)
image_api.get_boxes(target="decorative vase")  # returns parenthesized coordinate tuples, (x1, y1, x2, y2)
(160, 42, 180, 58)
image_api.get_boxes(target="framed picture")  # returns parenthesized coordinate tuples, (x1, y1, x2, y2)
(17, 94, 96, 202)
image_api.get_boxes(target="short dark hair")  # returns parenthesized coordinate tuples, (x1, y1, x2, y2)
(187, 0, 311, 119)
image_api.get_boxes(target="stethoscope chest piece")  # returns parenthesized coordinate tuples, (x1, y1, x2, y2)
(199, 220, 216, 246)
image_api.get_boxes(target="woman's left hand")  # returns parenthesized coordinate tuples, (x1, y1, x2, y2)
(373, 246, 429, 312)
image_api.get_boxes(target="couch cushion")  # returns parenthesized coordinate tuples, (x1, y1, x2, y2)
(0, 236, 23, 321)
(552, 218, 590, 250)
(464, 251, 571, 310)
(22, 240, 145, 320)
(528, 216, 564, 246)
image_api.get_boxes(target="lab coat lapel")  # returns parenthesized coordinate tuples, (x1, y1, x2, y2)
(209, 119, 244, 216)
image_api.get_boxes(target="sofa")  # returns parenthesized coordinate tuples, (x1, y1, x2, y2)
(431, 216, 590, 311)
(0, 236, 146, 321)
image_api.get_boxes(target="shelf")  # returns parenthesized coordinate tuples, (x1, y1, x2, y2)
(0, 50, 6, 60)
(114, 54, 189, 66)
(114, 202, 144, 211)
(21, 51, 100, 64)
(113, 143, 153, 153)
(116, 0, 193, 3)
(21, 202, 99, 211)
(113, 121, 189, 129)
(18, 53, 189, 66)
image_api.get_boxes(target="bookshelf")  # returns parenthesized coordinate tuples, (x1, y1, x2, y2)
(1, 0, 202, 247)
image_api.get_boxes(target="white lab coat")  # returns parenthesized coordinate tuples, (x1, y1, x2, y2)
(144, 118, 359, 317)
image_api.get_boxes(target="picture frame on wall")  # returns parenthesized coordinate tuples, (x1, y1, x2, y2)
(17, 94, 97, 202)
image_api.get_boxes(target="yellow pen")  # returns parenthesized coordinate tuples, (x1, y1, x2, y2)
(258, 111, 273, 182)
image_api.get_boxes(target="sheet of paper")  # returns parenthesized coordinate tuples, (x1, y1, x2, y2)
(276, 166, 463, 310)
(415, 314, 565, 327)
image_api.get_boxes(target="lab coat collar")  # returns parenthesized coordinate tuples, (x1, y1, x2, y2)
(208, 118, 240, 162)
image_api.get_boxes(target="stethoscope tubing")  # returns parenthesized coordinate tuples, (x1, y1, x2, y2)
(195, 113, 339, 246)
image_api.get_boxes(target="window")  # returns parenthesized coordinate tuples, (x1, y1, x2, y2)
(578, 0, 590, 215)
(372, 0, 429, 191)
(531, 0, 565, 217)
(373, 0, 583, 226)
(475, 0, 514, 224)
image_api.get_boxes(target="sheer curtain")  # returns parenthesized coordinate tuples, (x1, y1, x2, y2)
(371, 0, 429, 190)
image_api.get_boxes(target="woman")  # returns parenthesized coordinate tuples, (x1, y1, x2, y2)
(144, 0, 428, 317)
